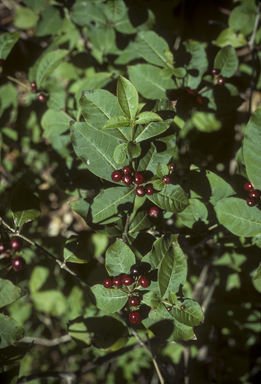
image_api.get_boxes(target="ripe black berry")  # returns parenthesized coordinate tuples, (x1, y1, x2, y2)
(0, 243, 7, 253)
(12, 257, 24, 271)
(38, 93, 46, 102)
(130, 264, 144, 277)
(112, 276, 122, 287)
(244, 181, 254, 191)
(146, 185, 154, 195)
(217, 76, 224, 85)
(249, 190, 260, 199)
(180, 305, 185, 311)
(122, 174, 132, 185)
(134, 172, 144, 185)
(122, 165, 132, 175)
(168, 163, 175, 171)
(167, 307, 172, 312)
(30, 81, 37, 89)
(247, 198, 256, 207)
(122, 274, 133, 286)
(162, 175, 171, 184)
(138, 275, 151, 288)
(31, 88, 37, 93)
(148, 206, 159, 217)
(129, 310, 142, 324)
(211, 68, 220, 75)
(129, 296, 140, 306)
(111, 170, 122, 182)
(11, 238, 21, 251)
(103, 277, 113, 288)
(135, 186, 145, 197)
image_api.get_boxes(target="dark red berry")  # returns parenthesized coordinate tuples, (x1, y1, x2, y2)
(167, 307, 172, 312)
(134, 172, 144, 185)
(187, 89, 195, 95)
(0, 243, 7, 253)
(129, 296, 140, 306)
(211, 68, 220, 75)
(247, 198, 256, 207)
(138, 275, 151, 288)
(244, 181, 254, 191)
(135, 186, 145, 197)
(168, 163, 175, 171)
(103, 277, 113, 288)
(130, 264, 144, 277)
(148, 206, 159, 218)
(30, 81, 37, 89)
(122, 174, 133, 185)
(162, 175, 171, 184)
(122, 165, 133, 175)
(12, 257, 24, 271)
(129, 310, 142, 324)
(249, 190, 260, 199)
(0, 59, 3, 67)
(146, 185, 154, 195)
(217, 76, 224, 85)
(122, 274, 133, 286)
(180, 305, 185, 311)
(38, 93, 46, 102)
(197, 96, 203, 104)
(111, 170, 122, 182)
(112, 276, 122, 287)
(31, 88, 37, 94)
(11, 238, 21, 251)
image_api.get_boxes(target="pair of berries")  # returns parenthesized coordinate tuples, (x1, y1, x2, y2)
(244, 181, 260, 207)
(0, 238, 24, 271)
(167, 304, 185, 312)
(30, 81, 45, 102)
(211, 69, 225, 85)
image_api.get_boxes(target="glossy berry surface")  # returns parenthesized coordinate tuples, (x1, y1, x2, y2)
(30, 81, 37, 89)
(244, 181, 254, 191)
(122, 165, 132, 175)
(135, 186, 145, 197)
(112, 276, 122, 287)
(146, 185, 154, 195)
(0, 243, 7, 253)
(122, 174, 133, 185)
(12, 257, 24, 271)
(162, 175, 171, 184)
(168, 163, 175, 171)
(217, 76, 224, 85)
(211, 68, 220, 75)
(138, 275, 151, 288)
(149, 206, 159, 218)
(111, 170, 122, 182)
(129, 296, 140, 306)
(38, 93, 46, 102)
(167, 307, 172, 312)
(122, 274, 133, 286)
(134, 173, 144, 185)
(11, 238, 21, 251)
(103, 278, 113, 288)
(180, 305, 186, 311)
(249, 190, 260, 199)
(129, 310, 142, 324)
(247, 198, 256, 207)
(130, 264, 144, 277)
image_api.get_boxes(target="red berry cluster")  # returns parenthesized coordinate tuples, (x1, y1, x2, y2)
(111, 167, 155, 197)
(0, 238, 24, 270)
(178, 87, 203, 105)
(244, 181, 260, 207)
(30, 81, 46, 102)
(211, 69, 224, 85)
(103, 263, 151, 324)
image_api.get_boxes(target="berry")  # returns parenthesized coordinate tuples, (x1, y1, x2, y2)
(12, 257, 24, 271)
(138, 275, 151, 288)
(187, 89, 195, 95)
(146, 185, 154, 195)
(167, 307, 172, 312)
(168, 163, 175, 171)
(112, 276, 122, 287)
(162, 175, 171, 184)
(129, 310, 142, 324)
(122, 174, 133, 185)
(11, 238, 21, 251)
(217, 76, 224, 85)
(0, 59, 3, 67)
(129, 296, 140, 306)
(111, 170, 122, 182)
(103, 277, 113, 288)
(148, 206, 159, 218)
(135, 186, 145, 197)
(244, 181, 254, 191)
(180, 305, 186, 311)
(38, 93, 46, 102)
(30, 81, 37, 89)
(130, 264, 144, 277)
(122, 274, 133, 286)
(249, 190, 260, 199)
(134, 172, 144, 185)
(197, 96, 203, 104)
(0, 243, 7, 253)
(122, 165, 132, 175)
(247, 198, 256, 207)
(211, 68, 220, 75)
(31, 88, 37, 93)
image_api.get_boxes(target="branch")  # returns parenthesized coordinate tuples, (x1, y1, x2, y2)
(17, 371, 76, 384)
(18, 334, 72, 347)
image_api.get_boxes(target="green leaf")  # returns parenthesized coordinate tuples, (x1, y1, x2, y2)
(191, 112, 221, 132)
(22, 0, 46, 13)
(11, 184, 41, 228)
(63, 236, 91, 264)
(168, 299, 204, 327)
(127, 142, 141, 158)
(0, 314, 24, 349)
(105, 240, 136, 276)
(153, 179, 165, 191)
(103, 116, 130, 129)
(35, 5, 64, 36)
(214, 46, 239, 78)
(0, 279, 26, 309)
(90, 284, 128, 313)
(143, 292, 166, 321)
(114, 143, 128, 164)
(178, 199, 208, 229)
(134, 31, 170, 67)
(114, 41, 140, 65)
(243, 105, 261, 190)
(229, 4, 256, 36)
(215, 197, 261, 237)
(88, 24, 116, 54)
(214, 28, 247, 48)
(147, 184, 189, 213)
(0, 32, 20, 60)
(254, 263, 261, 280)
(72, 2, 107, 26)
(68, 198, 90, 221)
(142, 234, 178, 269)
(134, 119, 173, 143)
(36, 50, 68, 89)
(91, 187, 135, 224)
(172, 67, 187, 78)
(128, 210, 151, 233)
(14, 7, 38, 29)
(128, 64, 176, 99)
(135, 112, 162, 125)
(117, 76, 139, 120)
(105, 0, 126, 22)
(155, 163, 169, 179)
(41, 110, 70, 139)
(31, 291, 67, 316)
(183, 40, 208, 89)
(29, 266, 49, 293)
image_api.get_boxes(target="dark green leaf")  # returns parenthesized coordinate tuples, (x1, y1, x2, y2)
(147, 184, 189, 213)
(134, 119, 173, 143)
(14, 7, 38, 29)
(214, 28, 247, 48)
(105, 240, 136, 276)
(90, 284, 128, 313)
(178, 199, 208, 229)
(114, 143, 128, 164)
(35, 6, 64, 36)
(254, 262, 261, 280)
(117, 76, 139, 120)
(36, 50, 68, 88)
(135, 112, 162, 125)
(183, 40, 208, 89)
(229, 4, 256, 36)
(72, 2, 106, 26)
(155, 163, 169, 179)
(168, 299, 204, 326)
(11, 184, 41, 228)
(103, 116, 130, 129)
(63, 236, 91, 264)
(0, 279, 26, 309)
(22, 0, 46, 13)
(41, 110, 70, 138)
(29, 266, 49, 293)
(142, 317, 195, 342)
(0, 32, 20, 60)
(214, 46, 239, 78)
(127, 142, 141, 158)
(0, 314, 24, 349)
(31, 291, 67, 316)
(135, 31, 170, 67)
(105, 0, 126, 22)
(68, 199, 90, 222)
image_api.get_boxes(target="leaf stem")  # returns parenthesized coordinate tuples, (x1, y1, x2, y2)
(7, 75, 31, 91)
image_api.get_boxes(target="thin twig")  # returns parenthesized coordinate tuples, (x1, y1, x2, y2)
(18, 334, 72, 347)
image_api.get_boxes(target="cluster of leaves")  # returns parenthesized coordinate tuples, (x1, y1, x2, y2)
(0, 0, 261, 383)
